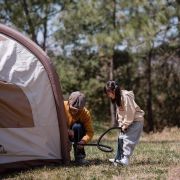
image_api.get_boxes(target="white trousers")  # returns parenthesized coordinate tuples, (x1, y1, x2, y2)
(117, 121, 143, 159)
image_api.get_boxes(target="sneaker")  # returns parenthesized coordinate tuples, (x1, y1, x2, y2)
(109, 159, 122, 167)
(109, 158, 115, 163)
(119, 156, 129, 166)
(109, 158, 121, 163)
(109, 158, 122, 166)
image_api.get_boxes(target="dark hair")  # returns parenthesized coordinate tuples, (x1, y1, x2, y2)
(104, 80, 121, 106)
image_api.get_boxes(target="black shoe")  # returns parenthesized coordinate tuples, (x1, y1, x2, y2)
(75, 158, 89, 165)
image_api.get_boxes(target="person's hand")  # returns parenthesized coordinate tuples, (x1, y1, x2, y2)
(67, 140, 72, 152)
(68, 129, 74, 139)
(121, 125, 128, 133)
(77, 140, 85, 149)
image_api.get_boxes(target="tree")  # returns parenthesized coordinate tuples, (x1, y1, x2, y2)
(56, 0, 132, 125)
(0, 0, 62, 50)
(55, 0, 180, 130)
(1, 0, 179, 130)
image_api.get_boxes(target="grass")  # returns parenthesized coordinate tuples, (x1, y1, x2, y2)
(1, 123, 180, 180)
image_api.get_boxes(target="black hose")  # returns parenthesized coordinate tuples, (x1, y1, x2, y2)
(76, 127, 122, 153)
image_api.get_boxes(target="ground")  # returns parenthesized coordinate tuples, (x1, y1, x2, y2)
(1, 126, 180, 180)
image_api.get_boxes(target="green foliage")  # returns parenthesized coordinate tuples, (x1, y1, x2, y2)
(152, 47, 180, 129)
(1, 0, 179, 129)
(0, 0, 62, 49)
(54, 0, 180, 128)
(55, 51, 110, 121)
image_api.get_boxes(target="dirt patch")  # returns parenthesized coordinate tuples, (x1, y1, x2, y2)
(168, 166, 180, 180)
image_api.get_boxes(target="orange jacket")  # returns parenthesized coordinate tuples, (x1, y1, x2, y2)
(64, 101, 94, 143)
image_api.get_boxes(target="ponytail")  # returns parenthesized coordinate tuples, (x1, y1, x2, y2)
(104, 80, 121, 107)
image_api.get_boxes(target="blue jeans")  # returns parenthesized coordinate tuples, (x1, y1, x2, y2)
(71, 123, 86, 160)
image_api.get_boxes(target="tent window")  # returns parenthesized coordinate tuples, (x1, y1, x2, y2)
(0, 81, 34, 128)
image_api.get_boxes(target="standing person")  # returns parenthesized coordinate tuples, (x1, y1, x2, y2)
(64, 91, 94, 165)
(104, 80, 144, 166)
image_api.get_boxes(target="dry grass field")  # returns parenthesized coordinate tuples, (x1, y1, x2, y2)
(1, 124, 180, 180)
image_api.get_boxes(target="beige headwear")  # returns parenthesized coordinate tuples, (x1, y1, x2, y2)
(68, 91, 86, 109)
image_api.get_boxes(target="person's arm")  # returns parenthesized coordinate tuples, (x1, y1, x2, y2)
(122, 95, 136, 130)
(80, 109, 94, 144)
(117, 107, 123, 127)
(64, 101, 74, 138)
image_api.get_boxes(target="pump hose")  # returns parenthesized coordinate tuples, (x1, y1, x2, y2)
(75, 127, 122, 153)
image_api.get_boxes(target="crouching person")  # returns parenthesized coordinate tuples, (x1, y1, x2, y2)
(104, 81, 144, 166)
(64, 91, 94, 165)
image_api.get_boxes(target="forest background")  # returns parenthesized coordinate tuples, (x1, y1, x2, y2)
(0, 0, 179, 132)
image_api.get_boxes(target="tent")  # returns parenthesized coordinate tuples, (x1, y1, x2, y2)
(0, 24, 70, 173)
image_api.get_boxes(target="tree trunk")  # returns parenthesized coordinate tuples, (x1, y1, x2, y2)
(147, 49, 154, 132)
(21, 0, 37, 44)
(109, 0, 117, 127)
(109, 57, 117, 126)
(42, 4, 49, 51)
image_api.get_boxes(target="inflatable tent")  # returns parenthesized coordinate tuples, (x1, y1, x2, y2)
(0, 24, 70, 173)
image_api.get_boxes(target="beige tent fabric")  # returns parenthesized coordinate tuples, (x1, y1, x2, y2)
(0, 80, 34, 128)
(0, 35, 6, 41)
(0, 24, 70, 171)
(0, 36, 62, 163)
